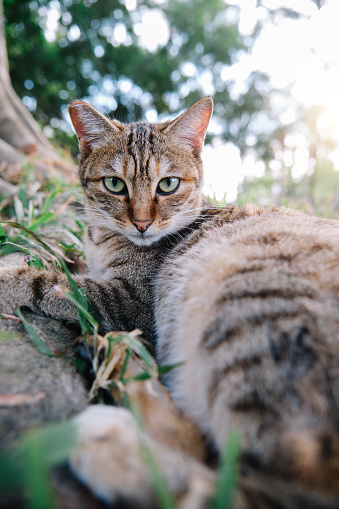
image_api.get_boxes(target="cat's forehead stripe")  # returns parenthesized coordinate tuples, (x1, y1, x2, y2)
(127, 123, 150, 148)
(125, 123, 158, 177)
(126, 124, 157, 152)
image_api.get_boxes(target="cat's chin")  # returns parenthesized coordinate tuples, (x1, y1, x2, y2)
(126, 232, 163, 247)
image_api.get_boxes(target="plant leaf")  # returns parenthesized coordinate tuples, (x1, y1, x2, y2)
(157, 362, 184, 376)
(23, 431, 55, 509)
(212, 430, 240, 509)
(0, 221, 57, 257)
(0, 222, 6, 238)
(14, 307, 59, 357)
(58, 258, 98, 336)
(42, 189, 58, 215)
(26, 255, 49, 270)
(122, 334, 157, 378)
(60, 290, 98, 333)
(29, 212, 55, 231)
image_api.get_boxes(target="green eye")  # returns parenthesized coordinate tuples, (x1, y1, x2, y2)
(104, 177, 126, 194)
(158, 177, 180, 194)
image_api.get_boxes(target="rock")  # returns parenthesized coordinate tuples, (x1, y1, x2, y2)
(0, 310, 99, 509)
(0, 310, 88, 446)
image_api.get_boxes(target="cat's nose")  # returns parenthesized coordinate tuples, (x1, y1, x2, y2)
(132, 219, 153, 233)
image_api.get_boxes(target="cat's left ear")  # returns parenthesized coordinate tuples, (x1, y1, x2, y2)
(164, 97, 213, 155)
(68, 100, 122, 156)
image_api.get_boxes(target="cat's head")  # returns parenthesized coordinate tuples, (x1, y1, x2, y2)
(68, 98, 213, 246)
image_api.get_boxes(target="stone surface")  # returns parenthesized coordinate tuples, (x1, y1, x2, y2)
(0, 311, 88, 446)
(0, 310, 99, 508)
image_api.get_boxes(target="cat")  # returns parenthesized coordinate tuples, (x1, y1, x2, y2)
(2, 98, 339, 508)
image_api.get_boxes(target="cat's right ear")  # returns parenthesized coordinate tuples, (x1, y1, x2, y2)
(68, 100, 122, 156)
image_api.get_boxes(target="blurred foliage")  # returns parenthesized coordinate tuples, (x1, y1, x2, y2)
(238, 159, 339, 219)
(3, 0, 339, 215)
(4, 0, 271, 153)
(237, 99, 339, 217)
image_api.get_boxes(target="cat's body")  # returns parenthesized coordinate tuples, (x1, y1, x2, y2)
(156, 204, 339, 486)
(2, 98, 339, 508)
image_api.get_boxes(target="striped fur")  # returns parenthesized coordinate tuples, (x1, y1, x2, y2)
(156, 204, 339, 505)
(2, 99, 339, 508)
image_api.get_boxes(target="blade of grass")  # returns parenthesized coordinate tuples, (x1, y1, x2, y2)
(0, 448, 24, 493)
(18, 187, 29, 210)
(157, 362, 184, 376)
(118, 349, 131, 380)
(75, 219, 85, 233)
(72, 357, 89, 376)
(42, 189, 58, 215)
(0, 222, 6, 238)
(58, 241, 83, 254)
(212, 431, 240, 509)
(122, 334, 157, 378)
(13, 196, 24, 224)
(58, 258, 98, 336)
(29, 212, 56, 231)
(59, 291, 97, 335)
(27, 420, 77, 467)
(0, 419, 77, 499)
(1, 221, 59, 258)
(23, 431, 55, 509)
(0, 311, 22, 322)
(0, 235, 63, 264)
(0, 420, 77, 508)
(119, 362, 184, 386)
(139, 441, 176, 509)
(14, 307, 61, 357)
(26, 256, 49, 270)
(0, 241, 32, 256)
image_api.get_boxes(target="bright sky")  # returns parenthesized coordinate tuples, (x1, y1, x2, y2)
(202, 0, 339, 201)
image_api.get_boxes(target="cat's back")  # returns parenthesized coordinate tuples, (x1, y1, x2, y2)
(156, 203, 339, 334)
(156, 203, 339, 342)
(155, 204, 339, 503)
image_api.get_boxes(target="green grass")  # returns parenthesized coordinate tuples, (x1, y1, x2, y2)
(14, 306, 65, 357)
(0, 421, 77, 509)
(0, 177, 84, 267)
(213, 432, 240, 509)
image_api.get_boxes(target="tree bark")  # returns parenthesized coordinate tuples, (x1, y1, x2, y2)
(0, 0, 75, 181)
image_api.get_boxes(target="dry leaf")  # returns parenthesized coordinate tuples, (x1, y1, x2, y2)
(0, 392, 46, 406)
(0, 312, 22, 322)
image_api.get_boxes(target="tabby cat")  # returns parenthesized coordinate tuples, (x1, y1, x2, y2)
(2, 98, 339, 508)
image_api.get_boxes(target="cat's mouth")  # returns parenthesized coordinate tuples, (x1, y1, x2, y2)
(127, 230, 163, 246)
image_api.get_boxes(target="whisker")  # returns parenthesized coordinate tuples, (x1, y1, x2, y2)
(57, 192, 85, 207)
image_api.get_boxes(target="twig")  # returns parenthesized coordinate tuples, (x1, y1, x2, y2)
(0, 312, 22, 322)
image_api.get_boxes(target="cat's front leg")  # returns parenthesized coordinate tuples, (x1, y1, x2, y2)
(0, 264, 152, 336)
(70, 406, 154, 506)
(0, 264, 79, 320)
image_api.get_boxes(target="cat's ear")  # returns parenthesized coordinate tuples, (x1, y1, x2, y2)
(68, 100, 122, 155)
(163, 97, 213, 155)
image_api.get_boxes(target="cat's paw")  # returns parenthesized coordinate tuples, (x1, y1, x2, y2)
(70, 405, 216, 509)
(70, 405, 153, 505)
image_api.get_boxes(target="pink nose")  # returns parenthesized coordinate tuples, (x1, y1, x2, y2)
(132, 220, 152, 233)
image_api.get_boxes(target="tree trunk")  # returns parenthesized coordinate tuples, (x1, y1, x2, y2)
(0, 0, 75, 182)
